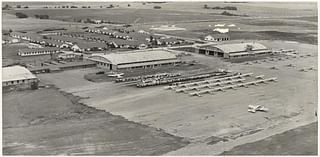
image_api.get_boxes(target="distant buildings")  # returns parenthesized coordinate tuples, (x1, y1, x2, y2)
(2, 65, 38, 87)
(2, 36, 19, 44)
(196, 42, 272, 59)
(8, 27, 186, 58)
(88, 50, 181, 70)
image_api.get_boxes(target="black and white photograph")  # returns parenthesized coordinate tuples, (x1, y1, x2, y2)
(1, 0, 318, 155)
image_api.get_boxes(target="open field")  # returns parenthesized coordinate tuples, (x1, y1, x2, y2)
(37, 40, 317, 155)
(2, 13, 87, 31)
(4, 2, 317, 18)
(221, 122, 317, 155)
(3, 87, 189, 155)
(3, 8, 233, 24)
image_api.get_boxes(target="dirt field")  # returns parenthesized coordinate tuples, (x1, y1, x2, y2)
(221, 122, 317, 155)
(37, 40, 317, 155)
(2, 87, 189, 155)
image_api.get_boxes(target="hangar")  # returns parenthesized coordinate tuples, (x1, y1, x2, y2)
(88, 50, 181, 70)
(196, 42, 272, 59)
(2, 65, 38, 87)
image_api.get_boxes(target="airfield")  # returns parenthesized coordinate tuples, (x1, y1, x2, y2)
(36, 40, 317, 155)
(2, 2, 318, 155)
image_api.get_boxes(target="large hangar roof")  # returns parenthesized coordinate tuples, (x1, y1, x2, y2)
(214, 42, 267, 53)
(91, 50, 177, 65)
(2, 65, 37, 82)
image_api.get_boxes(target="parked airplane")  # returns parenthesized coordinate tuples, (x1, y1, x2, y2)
(108, 72, 124, 78)
(248, 105, 269, 113)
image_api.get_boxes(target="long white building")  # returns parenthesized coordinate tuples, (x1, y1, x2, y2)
(18, 47, 60, 56)
(88, 50, 181, 70)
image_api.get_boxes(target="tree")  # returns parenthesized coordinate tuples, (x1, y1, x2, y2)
(204, 4, 208, 9)
(221, 11, 233, 16)
(2, 4, 12, 10)
(35, 14, 49, 19)
(128, 4, 131, 7)
(107, 4, 114, 8)
(15, 12, 28, 18)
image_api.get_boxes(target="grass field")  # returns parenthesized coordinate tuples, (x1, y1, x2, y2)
(4, 2, 317, 17)
(2, 87, 189, 155)
(2, 13, 86, 31)
(221, 122, 317, 155)
(3, 8, 233, 24)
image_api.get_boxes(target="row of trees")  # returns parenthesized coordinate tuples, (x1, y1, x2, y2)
(35, 14, 49, 19)
(15, 12, 28, 18)
(203, 5, 237, 10)
(48, 4, 117, 9)
(221, 11, 248, 17)
(15, 12, 50, 19)
(16, 5, 29, 9)
(2, 4, 12, 10)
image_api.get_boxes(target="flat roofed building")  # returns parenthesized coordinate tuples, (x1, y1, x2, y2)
(2, 65, 38, 87)
(196, 42, 271, 58)
(88, 50, 180, 70)
(18, 47, 60, 56)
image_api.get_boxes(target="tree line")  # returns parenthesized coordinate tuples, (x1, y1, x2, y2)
(203, 5, 237, 10)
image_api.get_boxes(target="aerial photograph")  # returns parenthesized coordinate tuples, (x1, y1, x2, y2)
(1, 0, 318, 155)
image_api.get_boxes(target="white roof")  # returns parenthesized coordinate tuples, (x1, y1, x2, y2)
(213, 28, 229, 33)
(214, 42, 267, 54)
(90, 50, 177, 65)
(2, 65, 37, 82)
